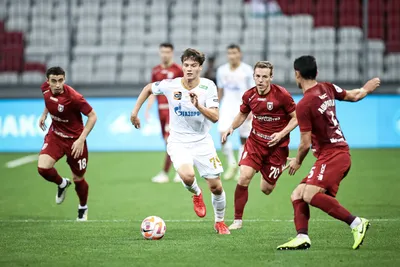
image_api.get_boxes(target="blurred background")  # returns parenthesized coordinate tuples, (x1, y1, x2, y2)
(0, 0, 399, 152)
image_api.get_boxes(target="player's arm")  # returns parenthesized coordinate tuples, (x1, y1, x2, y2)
(221, 111, 249, 144)
(341, 78, 380, 102)
(191, 94, 219, 123)
(79, 110, 97, 141)
(39, 107, 49, 131)
(145, 95, 156, 121)
(131, 83, 153, 128)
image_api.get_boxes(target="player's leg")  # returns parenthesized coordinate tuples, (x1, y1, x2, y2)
(218, 111, 237, 180)
(66, 140, 89, 221)
(277, 184, 312, 250)
(259, 146, 288, 195)
(152, 112, 171, 183)
(204, 177, 230, 235)
(236, 117, 251, 180)
(38, 136, 70, 204)
(167, 142, 205, 217)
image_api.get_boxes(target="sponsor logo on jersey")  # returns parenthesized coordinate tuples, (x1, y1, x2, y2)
(319, 93, 328, 99)
(199, 85, 208, 90)
(267, 102, 273, 110)
(57, 104, 64, 112)
(174, 103, 201, 117)
(173, 91, 182, 100)
(257, 98, 266, 101)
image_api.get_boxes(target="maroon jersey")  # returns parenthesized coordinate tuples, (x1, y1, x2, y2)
(240, 84, 296, 147)
(41, 82, 92, 139)
(296, 82, 349, 157)
(151, 63, 183, 110)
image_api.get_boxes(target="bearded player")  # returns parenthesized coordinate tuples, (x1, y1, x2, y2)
(277, 55, 380, 250)
(131, 48, 230, 234)
(145, 43, 184, 183)
(217, 44, 255, 180)
(37, 66, 97, 221)
(222, 61, 298, 230)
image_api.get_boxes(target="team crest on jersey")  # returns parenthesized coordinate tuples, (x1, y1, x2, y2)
(267, 102, 273, 110)
(57, 104, 64, 112)
(173, 91, 182, 100)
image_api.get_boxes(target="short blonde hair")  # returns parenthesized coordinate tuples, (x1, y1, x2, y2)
(253, 61, 274, 76)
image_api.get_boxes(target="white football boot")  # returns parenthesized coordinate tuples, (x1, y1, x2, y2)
(223, 163, 238, 180)
(173, 173, 182, 183)
(56, 178, 71, 204)
(151, 171, 169, 183)
(228, 219, 243, 230)
(77, 207, 88, 222)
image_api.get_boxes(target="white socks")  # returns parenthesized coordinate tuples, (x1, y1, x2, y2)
(184, 178, 201, 196)
(212, 190, 226, 222)
(59, 178, 67, 188)
(79, 205, 88, 210)
(238, 144, 244, 163)
(222, 141, 236, 166)
(296, 234, 309, 239)
(350, 217, 362, 229)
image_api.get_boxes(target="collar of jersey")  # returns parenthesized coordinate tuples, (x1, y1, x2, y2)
(181, 79, 199, 91)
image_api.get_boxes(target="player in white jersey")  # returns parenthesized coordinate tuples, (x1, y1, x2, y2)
(216, 44, 255, 180)
(131, 48, 230, 234)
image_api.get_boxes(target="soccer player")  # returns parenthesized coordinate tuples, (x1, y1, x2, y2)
(131, 48, 230, 234)
(37, 66, 97, 221)
(145, 43, 184, 183)
(277, 55, 380, 250)
(217, 44, 255, 180)
(222, 61, 298, 230)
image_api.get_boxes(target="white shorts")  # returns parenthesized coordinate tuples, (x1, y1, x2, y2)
(218, 106, 252, 138)
(167, 137, 224, 179)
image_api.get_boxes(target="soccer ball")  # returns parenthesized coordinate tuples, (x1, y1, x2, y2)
(140, 216, 166, 240)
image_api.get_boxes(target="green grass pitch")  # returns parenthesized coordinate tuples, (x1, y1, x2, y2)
(1, 149, 400, 267)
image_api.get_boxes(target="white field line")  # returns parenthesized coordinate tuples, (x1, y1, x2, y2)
(0, 218, 397, 223)
(5, 154, 38, 168)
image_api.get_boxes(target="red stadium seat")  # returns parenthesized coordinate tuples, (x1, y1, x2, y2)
(387, 17, 400, 42)
(291, 0, 314, 15)
(368, 15, 384, 39)
(386, 41, 400, 53)
(339, 0, 361, 27)
(276, 0, 292, 15)
(0, 21, 4, 34)
(23, 62, 46, 73)
(0, 45, 24, 72)
(386, 0, 400, 12)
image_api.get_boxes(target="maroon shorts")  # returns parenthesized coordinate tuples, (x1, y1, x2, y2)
(40, 132, 88, 177)
(239, 137, 289, 185)
(159, 110, 170, 139)
(300, 149, 351, 197)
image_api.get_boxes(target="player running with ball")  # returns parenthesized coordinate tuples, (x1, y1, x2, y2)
(37, 67, 97, 221)
(277, 55, 380, 250)
(222, 61, 298, 230)
(131, 48, 230, 234)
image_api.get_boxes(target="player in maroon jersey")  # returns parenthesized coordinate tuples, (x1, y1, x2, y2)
(277, 55, 380, 250)
(37, 67, 97, 221)
(222, 61, 298, 230)
(145, 43, 184, 183)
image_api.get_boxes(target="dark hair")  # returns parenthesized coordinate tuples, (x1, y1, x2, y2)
(227, 44, 241, 52)
(181, 48, 205, 66)
(253, 61, 273, 76)
(293, 55, 317, 80)
(159, 43, 174, 50)
(46, 66, 65, 79)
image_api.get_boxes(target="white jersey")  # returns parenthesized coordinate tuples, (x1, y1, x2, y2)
(151, 77, 219, 143)
(216, 62, 255, 105)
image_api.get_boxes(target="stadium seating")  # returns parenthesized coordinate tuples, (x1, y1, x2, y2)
(0, 0, 398, 85)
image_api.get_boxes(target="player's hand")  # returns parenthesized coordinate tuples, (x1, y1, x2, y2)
(221, 127, 234, 144)
(284, 157, 301, 176)
(130, 113, 141, 129)
(39, 114, 47, 131)
(71, 138, 85, 159)
(268, 132, 284, 147)
(363, 77, 381, 93)
(189, 92, 199, 107)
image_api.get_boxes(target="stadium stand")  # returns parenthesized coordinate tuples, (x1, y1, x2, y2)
(0, 0, 398, 85)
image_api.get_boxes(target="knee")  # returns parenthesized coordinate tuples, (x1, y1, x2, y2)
(291, 188, 302, 202)
(38, 167, 49, 177)
(238, 173, 252, 187)
(179, 171, 195, 185)
(210, 184, 223, 195)
(261, 186, 273, 195)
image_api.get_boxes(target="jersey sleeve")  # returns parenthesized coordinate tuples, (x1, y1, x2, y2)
(75, 95, 93, 116)
(296, 101, 312, 132)
(240, 92, 251, 114)
(205, 82, 219, 108)
(151, 79, 170, 95)
(216, 67, 223, 88)
(282, 91, 296, 114)
(331, 83, 347, 100)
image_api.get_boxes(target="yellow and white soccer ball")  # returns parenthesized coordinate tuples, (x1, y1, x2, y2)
(140, 216, 166, 240)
